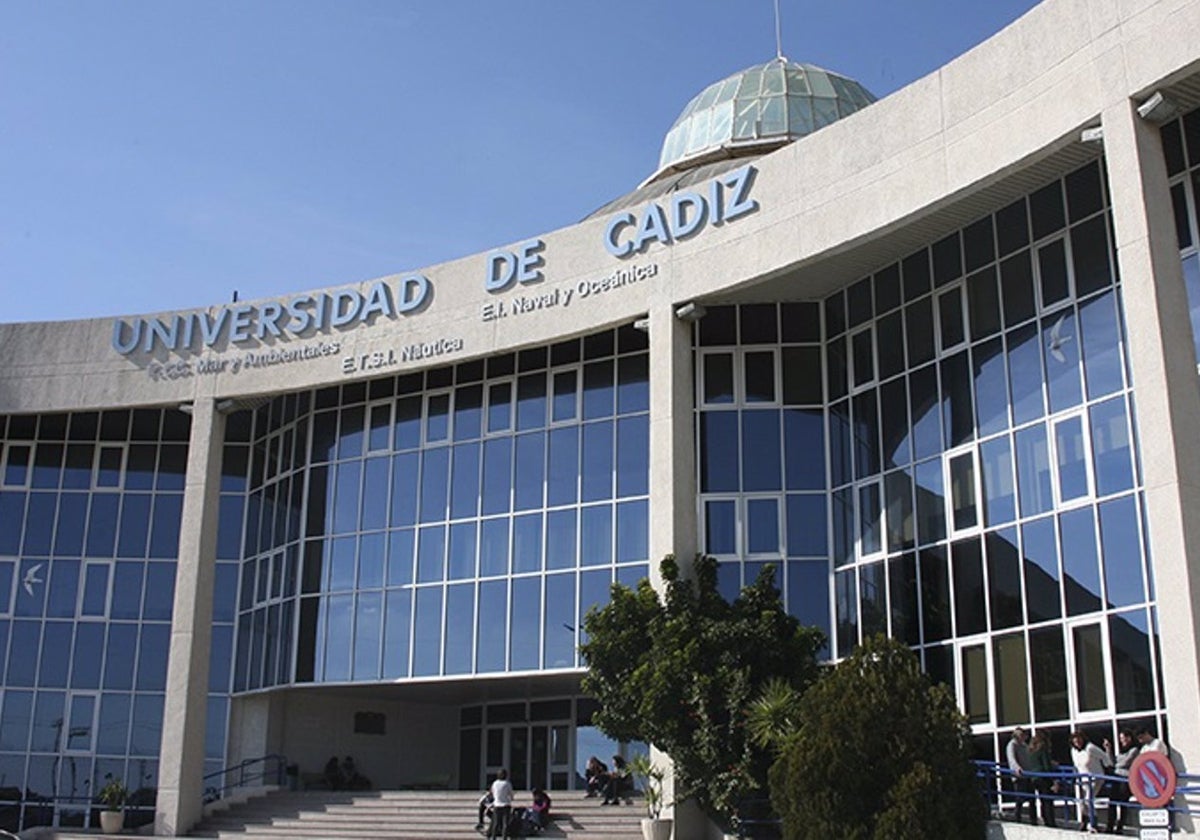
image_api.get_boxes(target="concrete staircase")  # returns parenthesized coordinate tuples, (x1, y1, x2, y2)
(184, 789, 645, 840)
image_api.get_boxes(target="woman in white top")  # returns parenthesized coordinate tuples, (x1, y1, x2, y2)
(1070, 730, 1113, 833)
(488, 769, 514, 839)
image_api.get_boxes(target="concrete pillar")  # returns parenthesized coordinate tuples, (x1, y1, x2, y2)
(647, 300, 709, 838)
(1103, 98, 1200, 816)
(155, 398, 224, 836)
(648, 301, 698, 584)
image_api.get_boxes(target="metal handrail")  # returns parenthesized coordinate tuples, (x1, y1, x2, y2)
(201, 753, 289, 803)
(975, 759, 1200, 827)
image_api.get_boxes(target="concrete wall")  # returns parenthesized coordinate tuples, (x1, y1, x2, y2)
(227, 689, 459, 790)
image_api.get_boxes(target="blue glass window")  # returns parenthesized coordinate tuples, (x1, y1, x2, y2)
(746, 498, 780, 554)
(980, 436, 1016, 526)
(353, 591, 383, 680)
(786, 494, 827, 556)
(543, 573, 576, 669)
(488, 382, 513, 432)
(412, 587, 443, 677)
(514, 432, 545, 510)
(616, 416, 649, 498)
(1015, 424, 1053, 517)
(616, 501, 647, 564)
(1060, 507, 1101, 616)
(454, 385, 483, 441)
(517, 374, 547, 431)
(40, 622, 72, 687)
(417, 526, 446, 583)
(426, 394, 450, 443)
(382, 589, 411, 679)
(580, 506, 612, 567)
(1054, 415, 1089, 501)
(578, 569, 610, 646)
(1090, 397, 1134, 496)
(481, 439, 512, 516)
(551, 371, 577, 422)
(546, 510, 577, 571)
(358, 533, 385, 589)
(784, 410, 826, 490)
(1099, 496, 1145, 608)
(1043, 311, 1082, 413)
(617, 355, 649, 414)
(479, 518, 509, 577)
(386, 528, 414, 586)
(419, 447, 450, 523)
(450, 443, 481, 520)
(476, 580, 507, 673)
(581, 421, 614, 502)
(328, 537, 356, 591)
(448, 522, 477, 580)
(701, 413, 739, 492)
(547, 427, 579, 507)
(973, 339, 1009, 436)
(705, 500, 737, 555)
(361, 457, 390, 530)
(443, 584, 475, 675)
(510, 577, 540, 671)
(0, 690, 33, 751)
(743, 410, 782, 491)
(390, 452, 419, 526)
(72, 622, 104, 689)
(393, 396, 422, 451)
(512, 513, 543, 573)
(1079, 291, 1123, 399)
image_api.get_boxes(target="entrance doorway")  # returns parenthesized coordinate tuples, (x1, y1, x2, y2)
(482, 723, 572, 790)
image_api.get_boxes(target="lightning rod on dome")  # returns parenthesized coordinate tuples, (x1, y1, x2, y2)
(774, 0, 786, 62)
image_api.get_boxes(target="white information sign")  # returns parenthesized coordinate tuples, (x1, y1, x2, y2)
(1139, 829, 1169, 840)
(1140, 809, 1170, 827)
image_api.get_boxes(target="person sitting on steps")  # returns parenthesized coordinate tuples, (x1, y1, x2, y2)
(602, 754, 629, 805)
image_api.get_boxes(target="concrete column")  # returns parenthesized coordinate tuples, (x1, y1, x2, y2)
(647, 301, 709, 839)
(155, 398, 224, 836)
(1103, 98, 1200, 812)
(647, 301, 698, 585)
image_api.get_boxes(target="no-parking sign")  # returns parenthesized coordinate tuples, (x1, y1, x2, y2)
(1130, 752, 1177, 809)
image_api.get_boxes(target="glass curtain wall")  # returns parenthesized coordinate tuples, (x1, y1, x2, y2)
(1163, 107, 1200, 363)
(696, 159, 1165, 762)
(221, 324, 650, 695)
(0, 408, 191, 832)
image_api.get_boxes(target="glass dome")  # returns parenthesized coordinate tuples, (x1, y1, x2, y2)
(656, 58, 877, 175)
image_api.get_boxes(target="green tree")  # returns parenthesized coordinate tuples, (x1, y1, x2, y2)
(769, 634, 986, 840)
(580, 554, 824, 824)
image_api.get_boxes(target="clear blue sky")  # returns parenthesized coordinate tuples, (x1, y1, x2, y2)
(1, 0, 1041, 324)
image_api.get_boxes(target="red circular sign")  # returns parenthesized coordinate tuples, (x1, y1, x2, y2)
(1129, 752, 1177, 808)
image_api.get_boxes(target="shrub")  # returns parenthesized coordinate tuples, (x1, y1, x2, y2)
(581, 554, 824, 824)
(769, 635, 986, 840)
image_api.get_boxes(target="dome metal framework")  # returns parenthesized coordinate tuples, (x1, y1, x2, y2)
(653, 58, 877, 181)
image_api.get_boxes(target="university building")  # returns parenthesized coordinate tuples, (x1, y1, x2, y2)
(3, 0, 1200, 834)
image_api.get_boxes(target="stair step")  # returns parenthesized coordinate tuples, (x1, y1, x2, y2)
(187, 788, 644, 840)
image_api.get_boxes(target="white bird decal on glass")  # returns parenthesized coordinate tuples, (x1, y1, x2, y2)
(1047, 314, 1072, 363)
(22, 563, 44, 596)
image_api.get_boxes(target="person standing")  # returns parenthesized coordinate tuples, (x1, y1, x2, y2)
(1107, 729, 1140, 834)
(1006, 727, 1036, 823)
(489, 769, 514, 839)
(1028, 731, 1058, 828)
(1070, 730, 1113, 833)
(1137, 725, 1168, 755)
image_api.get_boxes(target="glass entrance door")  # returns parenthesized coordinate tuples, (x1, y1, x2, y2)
(483, 722, 573, 790)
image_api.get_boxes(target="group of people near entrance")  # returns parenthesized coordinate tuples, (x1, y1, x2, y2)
(1005, 724, 1167, 832)
(475, 769, 552, 838)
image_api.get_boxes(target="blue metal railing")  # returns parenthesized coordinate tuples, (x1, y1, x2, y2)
(975, 760, 1200, 828)
(202, 754, 289, 804)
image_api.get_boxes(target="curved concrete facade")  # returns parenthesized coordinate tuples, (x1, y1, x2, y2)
(4, 0, 1200, 835)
